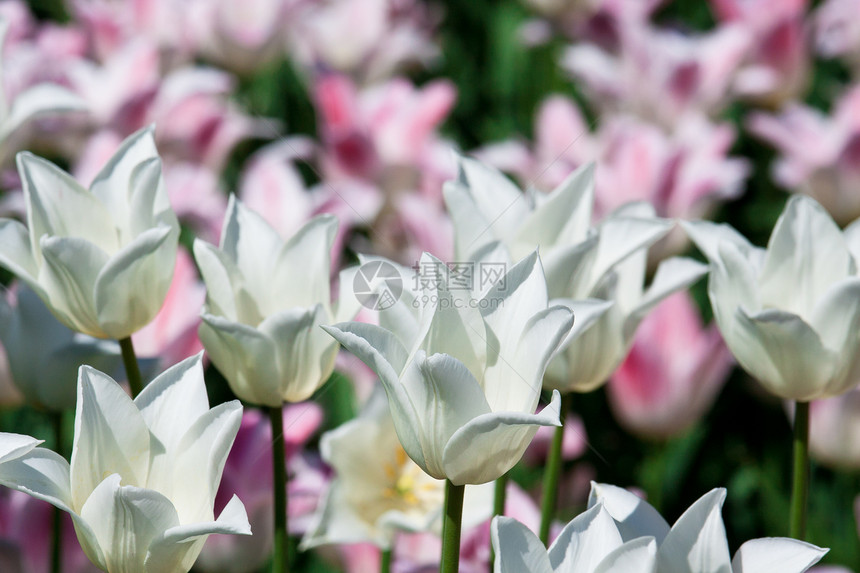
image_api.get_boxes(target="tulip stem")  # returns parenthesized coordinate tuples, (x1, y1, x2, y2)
(440, 480, 465, 573)
(380, 548, 392, 573)
(119, 337, 143, 397)
(790, 400, 810, 540)
(50, 412, 64, 573)
(269, 406, 289, 573)
(489, 472, 508, 571)
(539, 392, 572, 545)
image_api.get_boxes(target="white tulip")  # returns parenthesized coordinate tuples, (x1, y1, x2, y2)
(589, 483, 827, 573)
(301, 389, 493, 549)
(444, 157, 706, 392)
(324, 251, 574, 485)
(194, 195, 358, 406)
(0, 354, 250, 572)
(684, 195, 860, 400)
(491, 506, 658, 573)
(0, 126, 179, 340)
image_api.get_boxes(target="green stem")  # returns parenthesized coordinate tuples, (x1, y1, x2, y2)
(269, 407, 289, 573)
(539, 392, 572, 545)
(118, 337, 143, 397)
(51, 413, 64, 573)
(440, 480, 465, 573)
(380, 548, 392, 573)
(790, 401, 810, 540)
(489, 473, 508, 571)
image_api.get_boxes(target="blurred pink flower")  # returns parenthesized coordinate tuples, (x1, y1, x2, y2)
(0, 489, 99, 573)
(815, 0, 860, 69)
(807, 384, 860, 469)
(196, 403, 326, 573)
(748, 86, 860, 224)
(523, 409, 587, 466)
(186, 0, 292, 74)
(608, 291, 733, 439)
(562, 21, 749, 126)
(132, 247, 206, 369)
(289, 0, 439, 83)
(710, 0, 809, 104)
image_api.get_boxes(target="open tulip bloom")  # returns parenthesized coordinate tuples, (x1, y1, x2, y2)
(492, 483, 827, 573)
(0, 126, 180, 341)
(0, 353, 251, 572)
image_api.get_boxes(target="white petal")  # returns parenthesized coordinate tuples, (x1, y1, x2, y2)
(0, 446, 73, 512)
(594, 536, 658, 573)
(731, 538, 827, 573)
(707, 242, 761, 334)
(549, 503, 624, 572)
(401, 352, 491, 479)
(491, 516, 553, 573)
(420, 286, 486, 383)
(17, 152, 117, 254)
(442, 390, 560, 485)
(808, 278, 860, 397)
(272, 214, 337, 312)
(0, 432, 42, 464)
(70, 367, 151, 510)
(588, 483, 670, 544)
(515, 163, 594, 249)
(658, 489, 732, 573)
(444, 179, 497, 260)
(38, 235, 108, 337)
(94, 224, 177, 339)
(734, 308, 834, 401)
(0, 84, 84, 141)
(759, 195, 853, 319)
(681, 220, 757, 268)
(194, 238, 241, 322)
(0, 219, 40, 284)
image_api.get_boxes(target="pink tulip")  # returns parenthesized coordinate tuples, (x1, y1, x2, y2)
(815, 0, 860, 69)
(748, 85, 860, 225)
(0, 489, 99, 573)
(807, 384, 860, 469)
(288, 0, 439, 83)
(608, 291, 733, 439)
(709, 0, 809, 104)
(195, 403, 326, 573)
(132, 247, 206, 368)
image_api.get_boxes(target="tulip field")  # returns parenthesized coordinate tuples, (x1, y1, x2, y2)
(1, 0, 860, 572)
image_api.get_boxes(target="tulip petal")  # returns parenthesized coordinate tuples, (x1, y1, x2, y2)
(658, 489, 732, 573)
(273, 214, 337, 312)
(681, 220, 759, 268)
(552, 298, 614, 347)
(444, 179, 496, 259)
(168, 400, 242, 524)
(594, 536, 658, 573)
(0, 446, 73, 512)
(442, 390, 561, 485)
(261, 305, 338, 402)
(134, 353, 210, 461)
(0, 219, 40, 284)
(759, 195, 854, 318)
(708, 241, 761, 334)
(94, 224, 176, 339)
(588, 483, 670, 544)
(129, 157, 176, 236)
(198, 314, 282, 406)
(549, 503, 624, 571)
(734, 308, 833, 401)
(0, 433, 43, 464)
(730, 538, 827, 573)
(70, 367, 151, 511)
(39, 235, 109, 337)
(17, 152, 118, 254)
(401, 352, 491, 479)
(0, 84, 84, 141)
(809, 278, 860, 396)
(89, 125, 161, 226)
(491, 516, 554, 573)
(516, 163, 594, 249)
(322, 322, 427, 472)
(542, 234, 599, 299)
(420, 287, 485, 383)
(194, 239, 242, 322)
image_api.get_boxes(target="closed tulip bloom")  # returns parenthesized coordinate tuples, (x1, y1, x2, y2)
(0, 126, 180, 340)
(0, 354, 251, 572)
(684, 195, 860, 401)
(324, 252, 574, 485)
(194, 195, 358, 406)
(589, 483, 826, 572)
